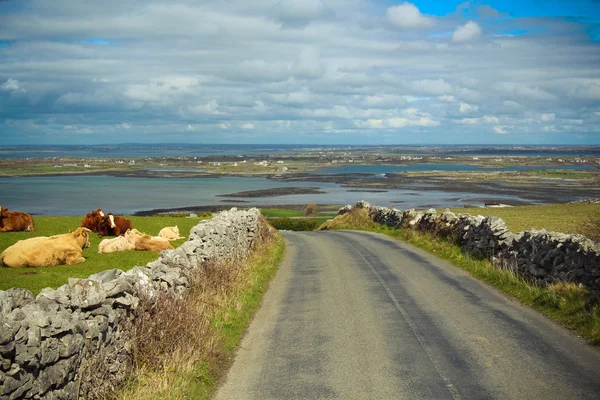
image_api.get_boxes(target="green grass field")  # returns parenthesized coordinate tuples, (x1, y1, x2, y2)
(448, 203, 600, 234)
(260, 208, 305, 218)
(0, 215, 207, 294)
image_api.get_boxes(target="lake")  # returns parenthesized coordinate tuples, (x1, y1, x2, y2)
(0, 175, 536, 216)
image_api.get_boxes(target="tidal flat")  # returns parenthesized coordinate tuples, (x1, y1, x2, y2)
(1, 146, 598, 215)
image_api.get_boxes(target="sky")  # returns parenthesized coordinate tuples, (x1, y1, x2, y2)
(0, 0, 599, 145)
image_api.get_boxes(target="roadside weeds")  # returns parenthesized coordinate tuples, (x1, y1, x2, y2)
(116, 217, 284, 400)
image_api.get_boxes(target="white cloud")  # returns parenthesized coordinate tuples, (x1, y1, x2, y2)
(362, 94, 407, 109)
(493, 126, 510, 134)
(570, 83, 600, 100)
(355, 108, 439, 129)
(410, 79, 453, 96)
(540, 113, 555, 122)
(439, 95, 456, 103)
(387, 3, 434, 29)
(459, 102, 478, 113)
(1, 78, 22, 92)
(272, 0, 332, 27)
(496, 83, 557, 102)
(452, 21, 482, 42)
(192, 100, 222, 115)
(457, 116, 498, 125)
(242, 123, 255, 129)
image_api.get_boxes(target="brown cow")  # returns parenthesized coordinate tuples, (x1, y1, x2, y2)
(1, 227, 90, 268)
(0, 206, 34, 232)
(98, 213, 133, 237)
(81, 209, 105, 233)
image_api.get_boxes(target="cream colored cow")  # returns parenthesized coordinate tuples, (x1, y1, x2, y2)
(158, 226, 185, 241)
(124, 228, 174, 252)
(98, 235, 135, 253)
(0, 227, 90, 268)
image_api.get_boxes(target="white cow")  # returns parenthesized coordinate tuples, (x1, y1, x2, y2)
(158, 226, 185, 241)
(98, 235, 135, 253)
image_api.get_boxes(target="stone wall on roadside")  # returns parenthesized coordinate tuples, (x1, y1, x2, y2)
(349, 201, 600, 293)
(0, 208, 262, 400)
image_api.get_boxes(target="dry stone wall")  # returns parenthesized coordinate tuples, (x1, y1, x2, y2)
(349, 201, 600, 293)
(0, 208, 262, 400)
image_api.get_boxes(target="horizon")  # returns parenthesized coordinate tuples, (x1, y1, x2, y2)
(3, 143, 600, 149)
(1, 0, 599, 145)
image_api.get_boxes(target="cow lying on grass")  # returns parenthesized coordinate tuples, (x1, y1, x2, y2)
(81, 208, 104, 233)
(158, 226, 185, 241)
(98, 229, 173, 253)
(0, 227, 91, 268)
(98, 235, 134, 253)
(0, 206, 34, 232)
(99, 213, 133, 237)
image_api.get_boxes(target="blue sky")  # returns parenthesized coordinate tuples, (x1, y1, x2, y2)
(0, 0, 599, 145)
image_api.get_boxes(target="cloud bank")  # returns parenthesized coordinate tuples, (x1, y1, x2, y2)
(0, 0, 599, 144)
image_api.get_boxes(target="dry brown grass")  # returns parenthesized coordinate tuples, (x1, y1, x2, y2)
(581, 211, 600, 243)
(111, 216, 281, 399)
(318, 207, 375, 231)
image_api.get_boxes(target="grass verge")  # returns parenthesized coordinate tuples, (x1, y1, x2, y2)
(117, 218, 284, 400)
(323, 209, 600, 346)
(0, 215, 207, 294)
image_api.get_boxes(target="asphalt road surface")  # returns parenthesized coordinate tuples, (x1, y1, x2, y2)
(215, 230, 600, 400)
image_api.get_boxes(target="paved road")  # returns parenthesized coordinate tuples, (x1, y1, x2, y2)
(215, 230, 600, 400)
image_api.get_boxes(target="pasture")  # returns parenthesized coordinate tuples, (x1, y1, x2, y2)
(0, 215, 207, 294)
(449, 203, 600, 235)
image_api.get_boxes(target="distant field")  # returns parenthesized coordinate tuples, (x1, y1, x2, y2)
(0, 215, 206, 294)
(260, 207, 337, 218)
(448, 203, 600, 234)
(260, 208, 305, 218)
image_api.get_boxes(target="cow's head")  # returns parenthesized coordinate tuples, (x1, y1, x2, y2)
(108, 214, 116, 228)
(72, 227, 91, 248)
(0, 206, 6, 218)
(96, 209, 105, 218)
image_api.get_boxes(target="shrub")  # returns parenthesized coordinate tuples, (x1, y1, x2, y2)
(304, 203, 318, 217)
(269, 218, 321, 231)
